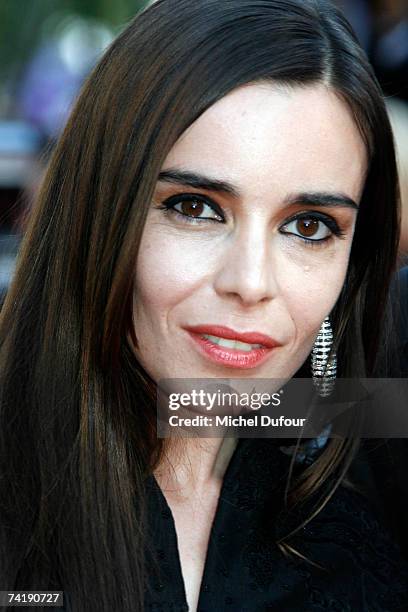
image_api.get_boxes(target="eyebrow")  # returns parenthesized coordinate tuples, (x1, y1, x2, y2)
(158, 169, 240, 198)
(283, 192, 359, 211)
(158, 169, 359, 210)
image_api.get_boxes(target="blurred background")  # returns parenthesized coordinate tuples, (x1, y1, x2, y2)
(0, 0, 407, 305)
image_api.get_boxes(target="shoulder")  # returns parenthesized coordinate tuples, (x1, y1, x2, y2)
(292, 484, 408, 610)
(241, 478, 408, 611)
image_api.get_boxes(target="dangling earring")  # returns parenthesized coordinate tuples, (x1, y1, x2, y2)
(311, 316, 337, 397)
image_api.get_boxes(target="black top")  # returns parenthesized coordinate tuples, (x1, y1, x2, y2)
(144, 437, 408, 611)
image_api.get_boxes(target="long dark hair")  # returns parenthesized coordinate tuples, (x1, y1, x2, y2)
(0, 0, 400, 609)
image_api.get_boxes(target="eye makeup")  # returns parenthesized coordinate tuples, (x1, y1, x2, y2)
(155, 193, 225, 223)
(154, 191, 351, 246)
(279, 210, 347, 246)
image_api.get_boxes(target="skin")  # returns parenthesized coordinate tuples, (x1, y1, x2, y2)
(130, 82, 368, 612)
(132, 82, 367, 388)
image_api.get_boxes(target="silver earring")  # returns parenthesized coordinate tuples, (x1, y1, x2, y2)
(311, 316, 337, 397)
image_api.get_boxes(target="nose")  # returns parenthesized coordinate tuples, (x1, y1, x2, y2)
(213, 219, 278, 306)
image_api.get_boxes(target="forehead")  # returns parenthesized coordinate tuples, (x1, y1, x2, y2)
(163, 82, 368, 201)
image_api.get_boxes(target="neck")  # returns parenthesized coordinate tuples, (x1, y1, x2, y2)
(153, 436, 238, 497)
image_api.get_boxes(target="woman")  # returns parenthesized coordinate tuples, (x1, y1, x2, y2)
(0, 0, 407, 610)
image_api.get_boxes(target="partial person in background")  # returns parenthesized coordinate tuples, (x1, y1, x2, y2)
(338, 0, 408, 259)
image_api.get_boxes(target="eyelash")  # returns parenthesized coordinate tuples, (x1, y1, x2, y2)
(155, 193, 346, 246)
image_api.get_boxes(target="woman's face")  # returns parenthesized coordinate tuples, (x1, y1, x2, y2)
(132, 83, 367, 383)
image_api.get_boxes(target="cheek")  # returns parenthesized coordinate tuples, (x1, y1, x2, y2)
(134, 225, 211, 316)
(276, 241, 351, 345)
(134, 217, 353, 356)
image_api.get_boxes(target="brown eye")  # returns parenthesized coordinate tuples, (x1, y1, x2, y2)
(160, 195, 224, 222)
(280, 215, 332, 241)
(296, 218, 319, 237)
(179, 199, 205, 217)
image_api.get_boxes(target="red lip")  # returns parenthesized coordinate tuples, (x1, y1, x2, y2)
(184, 324, 280, 348)
(184, 324, 280, 370)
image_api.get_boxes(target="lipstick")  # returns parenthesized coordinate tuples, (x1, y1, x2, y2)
(184, 324, 281, 369)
